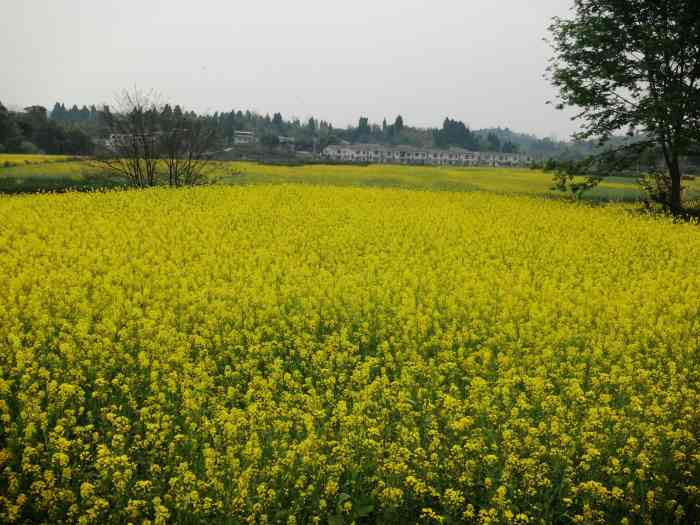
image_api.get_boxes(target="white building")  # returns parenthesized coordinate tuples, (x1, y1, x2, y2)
(233, 131, 256, 145)
(322, 144, 530, 167)
(104, 132, 160, 152)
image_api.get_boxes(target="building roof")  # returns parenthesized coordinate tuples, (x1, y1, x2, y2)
(324, 143, 528, 157)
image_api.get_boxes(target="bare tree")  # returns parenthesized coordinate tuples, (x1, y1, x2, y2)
(93, 89, 220, 188)
(160, 115, 219, 187)
(93, 89, 163, 188)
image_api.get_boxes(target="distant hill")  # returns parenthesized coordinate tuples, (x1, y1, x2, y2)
(474, 127, 583, 159)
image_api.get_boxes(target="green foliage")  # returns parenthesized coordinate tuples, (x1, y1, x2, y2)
(549, 141, 661, 202)
(37, 99, 618, 159)
(486, 132, 501, 152)
(548, 0, 700, 212)
(355, 116, 371, 142)
(638, 170, 688, 211)
(433, 118, 479, 150)
(260, 133, 280, 148)
(550, 159, 600, 200)
(0, 101, 94, 155)
(0, 102, 23, 152)
(393, 115, 404, 133)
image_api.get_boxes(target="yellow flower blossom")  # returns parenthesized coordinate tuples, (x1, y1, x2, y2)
(0, 184, 698, 523)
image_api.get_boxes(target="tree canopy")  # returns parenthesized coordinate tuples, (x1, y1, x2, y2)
(0, 102, 94, 155)
(548, 0, 700, 212)
(434, 118, 480, 150)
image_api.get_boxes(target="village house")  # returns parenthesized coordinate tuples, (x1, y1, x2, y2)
(104, 132, 160, 151)
(233, 131, 256, 145)
(322, 144, 531, 167)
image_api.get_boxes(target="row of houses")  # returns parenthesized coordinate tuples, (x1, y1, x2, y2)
(232, 131, 296, 146)
(323, 144, 531, 166)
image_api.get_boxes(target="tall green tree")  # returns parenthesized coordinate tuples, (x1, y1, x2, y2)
(51, 102, 67, 121)
(434, 118, 480, 150)
(355, 117, 371, 142)
(394, 115, 404, 133)
(487, 132, 501, 152)
(0, 102, 23, 151)
(548, 0, 700, 212)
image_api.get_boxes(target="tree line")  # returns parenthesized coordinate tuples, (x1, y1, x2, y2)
(0, 103, 94, 155)
(1, 97, 599, 159)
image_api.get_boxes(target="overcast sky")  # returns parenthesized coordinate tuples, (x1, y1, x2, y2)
(1, 0, 580, 139)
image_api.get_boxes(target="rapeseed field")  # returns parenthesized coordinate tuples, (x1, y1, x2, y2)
(0, 185, 698, 524)
(6, 158, 700, 201)
(0, 154, 75, 167)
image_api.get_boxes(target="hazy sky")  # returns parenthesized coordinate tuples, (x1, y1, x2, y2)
(1, 0, 580, 138)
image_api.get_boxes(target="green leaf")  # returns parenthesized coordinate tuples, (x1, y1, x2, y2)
(353, 503, 374, 518)
(328, 514, 344, 525)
